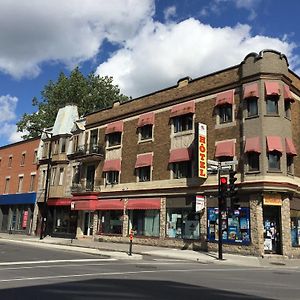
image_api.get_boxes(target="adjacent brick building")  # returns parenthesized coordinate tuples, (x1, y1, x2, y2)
(0, 138, 39, 234)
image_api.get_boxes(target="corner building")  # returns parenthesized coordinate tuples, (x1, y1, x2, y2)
(68, 50, 300, 257)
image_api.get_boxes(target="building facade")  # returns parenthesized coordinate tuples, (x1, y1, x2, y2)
(0, 138, 39, 234)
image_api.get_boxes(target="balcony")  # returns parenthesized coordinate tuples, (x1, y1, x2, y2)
(71, 181, 95, 193)
(68, 143, 104, 162)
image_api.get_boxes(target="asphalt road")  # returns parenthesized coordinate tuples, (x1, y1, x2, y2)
(0, 240, 300, 300)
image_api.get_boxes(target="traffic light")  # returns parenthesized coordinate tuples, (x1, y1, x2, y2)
(219, 176, 228, 209)
(229, 170, 239, 208)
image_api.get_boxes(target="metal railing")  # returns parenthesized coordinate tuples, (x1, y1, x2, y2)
(71, 143, 104, 156)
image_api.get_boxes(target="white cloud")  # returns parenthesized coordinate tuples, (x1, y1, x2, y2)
(96, 18, 297, 98)
(0, 0, 154, 78)
(164, 6, 176, 21)
(0, 95, 18, 122)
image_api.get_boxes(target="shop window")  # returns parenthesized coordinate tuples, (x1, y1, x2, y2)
(130, 209, 159, 237)
(219, 104, 232, 123)
(173, 114, 193, 133)
(166, 208, 200, 239)
(106, 171, 119, 185)
(140, 125, 153, 140)
(138, 166, 151, 182)
(285, 101, 291, 119)
(268, 151, 281, 171)
(52, 207, 77, 235)
(291, 211, 300, 247)
(107, 132, 122, 147)
(172, 161, 192, 179)
(266, 95, 279, 115)
(247, 98, 258, 117)
(99, 211, 123, 235)
(248, 152, 260, 172)
(287, 155, 294, 174)
(207, 207, 251, 244)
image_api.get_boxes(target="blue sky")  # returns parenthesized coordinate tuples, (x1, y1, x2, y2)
(0, 0, 299, 146)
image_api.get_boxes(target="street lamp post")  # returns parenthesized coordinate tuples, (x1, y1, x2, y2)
(40, 132, 52, 240)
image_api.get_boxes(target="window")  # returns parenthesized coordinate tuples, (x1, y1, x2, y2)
(61, 138, 66, 153)
(106, 171, 119, 185)
(140, 125, 153, 140)
(173, 115, 193, 133)
(33, 150, 38, 164)
(41, 170, 46, 189)
(20, 153, 26, 166)
(247, 98, 258, 117)
(8, 156, 13, 167)
(287, 155, 293, 174)
(0, 158, 2, 167)
(100, 211, 123, 235)
(268, 152, 281, 171)
(285, 101, 291, 119)
(43, 142, 50, 158)
(138, 166, 151, 182)
(266, 96, 279, 115)
(4, 178, 10, 194)
(29, 174, 36, 192)
(58, 168, 64, 185)
(73, 135, 79, 153)
(172, 161, 192, 179)
(219, 104, 232, 123)
(17, 176, 24, 193)
(53, 140, 59, 154)
(51, 167, 57, 185)
(248, 152, 259, 172)
(107, 132, 122, 147)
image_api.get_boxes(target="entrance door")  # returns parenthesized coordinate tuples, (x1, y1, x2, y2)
(263, 206, 281, 254)
(84, 212, 93, 236)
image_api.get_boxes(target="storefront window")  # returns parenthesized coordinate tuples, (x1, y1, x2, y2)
(130, 210, 159, 237)
(100, 210, 123, 235)
(52, 207, 77, 235)
(207, 207, 251, 244)
(291, 210, 300, 247)
(166, 208, 199, 239)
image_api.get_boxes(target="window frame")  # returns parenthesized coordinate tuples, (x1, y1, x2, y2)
(266, 95, 279, 115)
(218, 104, 233, 124)
(17, 176, 24, 193)
(139, 124, 153, 141)
(107, 132, 122, 147)
(284, 100, 291, 119)
(29, 174, 36, 192)
(105, 171, 119, 185)
(247, 152, 260, 172)
(247, 97, 258, 117)
(172, 161, 192, 179)
(137, 166, 151, 182)
(173, 114, 193, 133)
(287, 154, 294, 174)
(268, 151, 281, 171)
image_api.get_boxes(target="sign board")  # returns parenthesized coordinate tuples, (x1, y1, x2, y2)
(196, 195, 206, 212)
(207, 159, 219, 166)
(22, 211, 28, 228)
(221, 160, 238, 166)
(198, 123, 207, 178)
(263, 194, 282, 206)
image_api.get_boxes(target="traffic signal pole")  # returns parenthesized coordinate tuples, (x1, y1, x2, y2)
(217, 162, 223, 260)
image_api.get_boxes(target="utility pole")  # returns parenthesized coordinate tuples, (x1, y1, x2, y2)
(40, 133, 52, 240)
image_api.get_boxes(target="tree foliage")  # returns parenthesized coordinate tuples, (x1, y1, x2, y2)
(17, 67, 129, 139)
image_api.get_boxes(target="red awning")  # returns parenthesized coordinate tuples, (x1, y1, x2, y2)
(103, 159, 121, 172)
(71, 192, 99, 201)
(215, 90, 235, 106)
(283, 85, 295, 102)
(245, 137, 261, 153)
(265, 81, 280, 96)
(72, 200, 97, 211)
(285, 138, 297, 156)
(126, 198, 161, 210)
(97, 199, 124, 210)
(47, 198, 72, 206)
(266, 136, 283, 152)
(243, 83, 259, 99)
(105, 121, 124, 134)
(137, 112, 155, 127)
(169, 148, 192, 163)
(135, 153, 153, 168)
(170, 100, 195, 118)
(215, 140, 235, 157)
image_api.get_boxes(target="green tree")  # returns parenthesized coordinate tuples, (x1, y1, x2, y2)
(17, 67, 129, 139)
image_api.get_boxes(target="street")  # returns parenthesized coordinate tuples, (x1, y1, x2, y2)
(0, 240, 300, 299)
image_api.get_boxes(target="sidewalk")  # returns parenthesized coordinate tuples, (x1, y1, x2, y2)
(1, 233, 299, 268)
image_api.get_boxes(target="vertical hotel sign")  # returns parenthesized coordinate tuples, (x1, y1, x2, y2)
(198, 123, 207, 178)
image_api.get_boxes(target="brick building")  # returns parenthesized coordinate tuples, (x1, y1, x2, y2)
(38, 50, 300, 257)
(0, 138, 39, 234)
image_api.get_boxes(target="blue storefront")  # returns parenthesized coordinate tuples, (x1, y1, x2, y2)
(0, 193, 36, 234)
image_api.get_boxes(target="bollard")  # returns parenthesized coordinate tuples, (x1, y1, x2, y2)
(128, 229, 133, 256)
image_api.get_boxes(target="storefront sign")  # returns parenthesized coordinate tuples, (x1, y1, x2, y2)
(198, 123, 207, 178)
(263, 194, 282, 206)
(22, 211, 28, 228)
(195, 195, 205, 212)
